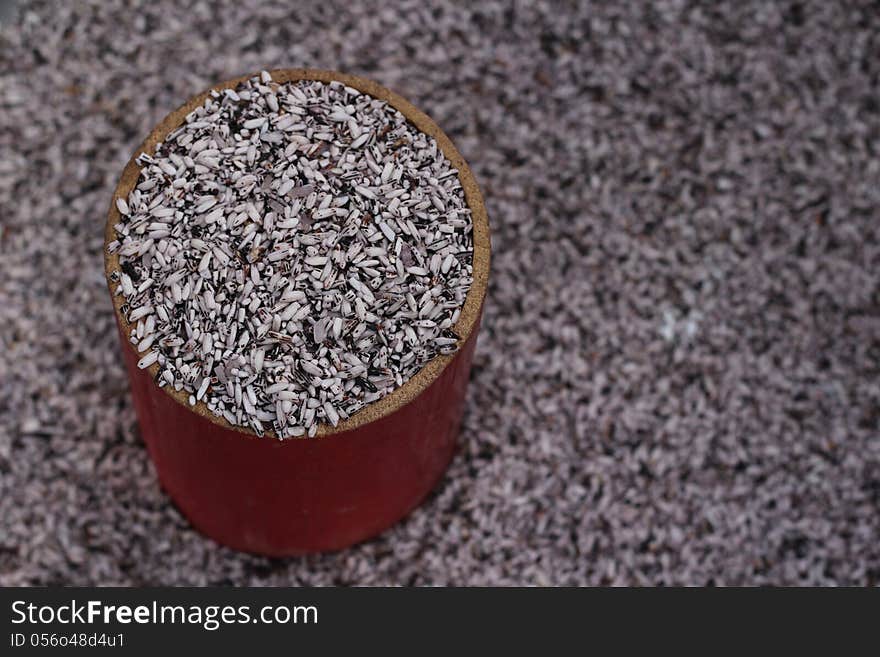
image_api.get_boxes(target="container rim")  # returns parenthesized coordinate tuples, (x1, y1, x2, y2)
(104, 68, 491, 438)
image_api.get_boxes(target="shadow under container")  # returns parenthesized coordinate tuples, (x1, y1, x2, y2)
(104, 68, 491, 556)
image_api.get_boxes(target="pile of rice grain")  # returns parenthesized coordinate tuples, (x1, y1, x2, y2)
(108, 71, 474, 438)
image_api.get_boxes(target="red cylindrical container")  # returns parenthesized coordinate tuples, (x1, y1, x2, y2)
(104, 69, 490, 556)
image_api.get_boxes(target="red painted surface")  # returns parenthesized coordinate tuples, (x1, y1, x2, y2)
(116, 310, 481, 556)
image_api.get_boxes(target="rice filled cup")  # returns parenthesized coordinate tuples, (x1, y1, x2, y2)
(104, 69, 490, 555)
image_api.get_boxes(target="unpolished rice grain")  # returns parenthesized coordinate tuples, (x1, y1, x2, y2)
(108, 72, 474, 438)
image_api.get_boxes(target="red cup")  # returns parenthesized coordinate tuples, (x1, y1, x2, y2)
(104, 69, 491, 555)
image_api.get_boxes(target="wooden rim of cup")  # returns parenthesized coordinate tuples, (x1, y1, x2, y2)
(104, 68, 491, 438)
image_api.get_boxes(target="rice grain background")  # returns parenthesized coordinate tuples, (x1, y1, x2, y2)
(0, 0, 878, 585)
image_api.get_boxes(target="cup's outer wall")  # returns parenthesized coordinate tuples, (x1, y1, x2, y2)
(116, 305, 482, 556)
